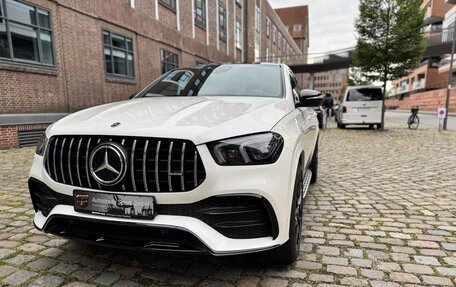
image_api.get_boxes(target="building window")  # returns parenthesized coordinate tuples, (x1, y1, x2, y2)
(293, 24, 302, 32)
(266, 17, 270, 37)
(278, 33, 282, 50)
(103, 31, 134, 77)
(255, 4, 261, 32)
(0, 0, 55, 66)
(161, 49, 178, 74)
(159, 0, 176, 11)
(194, 0, 206, 29)
(219, 4, 226, 42)
(272, 25, 276, 43)
(235, 19, 242, 50)
(254, 4, 260, 61)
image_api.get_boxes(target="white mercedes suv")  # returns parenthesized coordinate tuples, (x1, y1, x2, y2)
(29, 64, 320, 264)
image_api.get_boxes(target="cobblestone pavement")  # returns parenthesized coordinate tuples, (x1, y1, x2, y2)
(0, 123, 455, 287)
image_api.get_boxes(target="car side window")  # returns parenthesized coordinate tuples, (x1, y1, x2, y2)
(288, 71, 300, 104)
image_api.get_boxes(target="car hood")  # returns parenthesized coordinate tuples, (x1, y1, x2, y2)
(48, 97, 294, 144)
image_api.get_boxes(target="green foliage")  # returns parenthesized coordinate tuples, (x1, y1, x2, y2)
(348, 66, 372, 86)
(353, 0, 425, 129)
(353, 0, 425, 83)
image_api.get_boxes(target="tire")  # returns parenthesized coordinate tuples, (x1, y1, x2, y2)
(369, 124, 374, 129)
(408, 115, 419, 130)
(318, 114, 324, 129)
(309, 140, 318, 184)
(267, 162, 305, 265)
(407, 115, 413, 126)
(338, 123, 346, 129)
(376, 124, 381, 129)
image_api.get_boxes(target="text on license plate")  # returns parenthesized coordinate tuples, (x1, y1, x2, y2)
(73, 190, 156, 219)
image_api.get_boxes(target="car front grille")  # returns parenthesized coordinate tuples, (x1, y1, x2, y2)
(44, 135, 206, 193)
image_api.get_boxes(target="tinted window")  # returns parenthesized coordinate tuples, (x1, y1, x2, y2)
(198, 65, 282, 98)
(1, 0, 54, 65)
(103, 31, 134, 77)
(161, 49, 179, 74)
(142, 65, 283, 98)
(347, 88, 382, 102)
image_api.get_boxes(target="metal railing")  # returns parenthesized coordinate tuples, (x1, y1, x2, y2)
(423, 26, 455, 47)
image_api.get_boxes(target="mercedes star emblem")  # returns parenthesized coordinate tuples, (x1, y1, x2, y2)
(89, 142, 128, 186)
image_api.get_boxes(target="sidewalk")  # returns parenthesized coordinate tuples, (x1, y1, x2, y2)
(392, 109, 456, 117)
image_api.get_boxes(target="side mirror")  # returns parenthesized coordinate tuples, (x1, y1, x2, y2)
(296, 89, 324, 108)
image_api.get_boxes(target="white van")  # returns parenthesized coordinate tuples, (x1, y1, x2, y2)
(337, 86, 383, 129)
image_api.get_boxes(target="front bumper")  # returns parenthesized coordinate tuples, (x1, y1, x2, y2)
(29, 144, 297, 255)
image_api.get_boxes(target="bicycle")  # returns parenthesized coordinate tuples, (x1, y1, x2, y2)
(408, 106, 420, 130)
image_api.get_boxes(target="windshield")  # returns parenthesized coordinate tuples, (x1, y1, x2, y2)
(141, 64, 283, 98)
(347, 88, 382, 102)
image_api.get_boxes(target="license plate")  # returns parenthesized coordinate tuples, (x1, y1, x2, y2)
(73, 190, 156, 219)
(358, 107, 370, 112)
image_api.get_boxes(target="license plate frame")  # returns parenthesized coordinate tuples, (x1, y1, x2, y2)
(73, 190, 156, 220)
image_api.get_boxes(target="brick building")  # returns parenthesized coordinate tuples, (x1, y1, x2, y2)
(313, 68, 349, 100)
(275, 4, 348, 96)
(275, 5, 309, 61)
(0, 0, 303, 149)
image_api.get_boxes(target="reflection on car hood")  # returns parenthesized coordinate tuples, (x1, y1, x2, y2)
(48, 96, 294, 144)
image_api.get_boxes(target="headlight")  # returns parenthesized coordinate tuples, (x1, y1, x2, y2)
(208, 133, 284, 165)
(36, 133, 48, 156)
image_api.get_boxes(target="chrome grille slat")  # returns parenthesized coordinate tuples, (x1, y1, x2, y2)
(194, 150, 198, 187)
(142, 140, 149, 192)
(155, 141, 161, 192)
(52, 138, 59, 182)
(76, 138, 83, 186)
(45, 141, 51, 174)
(44, 136, 205, 193)
(60, 138, 66, 184)
(96, 138, 101, 189)
(167, 141, 174, 192)
(131, 139, 137, 192)
(85, 138, 92, 188)
(180, 142, 186, 191)
(68, 138, 74, 186)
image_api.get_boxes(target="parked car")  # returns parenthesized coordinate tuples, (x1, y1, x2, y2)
(336, 85, 383, 129)
(29, 64, 320, 265)
(334, 101, 342, 124)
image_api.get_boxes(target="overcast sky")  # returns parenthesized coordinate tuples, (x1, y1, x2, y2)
(268, 0, 360, 56)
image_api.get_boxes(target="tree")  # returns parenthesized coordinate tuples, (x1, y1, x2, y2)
(353, 0, 425, 129)
(347, 66, 372, 86)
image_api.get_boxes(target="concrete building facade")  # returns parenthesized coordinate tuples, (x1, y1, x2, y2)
(0, 0, 302, 149)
